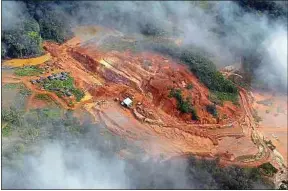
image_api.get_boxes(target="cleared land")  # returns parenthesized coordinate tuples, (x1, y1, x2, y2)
(2, 27, 286, 178)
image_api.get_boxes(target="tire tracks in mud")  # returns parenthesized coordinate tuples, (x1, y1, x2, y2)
(147, 87, 270, 167)
(3, 68, 269, 169)
(11, 38, 272, 169)
(214, 88, 272, 167)
(76, 71, 271, 168)
(92, 104, 215, 156)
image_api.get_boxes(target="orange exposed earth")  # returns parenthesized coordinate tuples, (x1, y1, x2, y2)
(252, 91, 287, 166)
(2, 26, 287, 176)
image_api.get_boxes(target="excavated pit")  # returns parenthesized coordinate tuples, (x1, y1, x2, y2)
(36, 28, 277, 168)
(3, 25, 286, 188)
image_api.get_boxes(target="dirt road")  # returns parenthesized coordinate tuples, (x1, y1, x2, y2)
(2, 29, 286, 179)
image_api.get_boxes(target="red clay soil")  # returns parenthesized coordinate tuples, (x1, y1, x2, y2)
(252, 90, 288, 166)
(6, 27, 282, 170)
(2, 74, 72, 110)
(68, 43, 243, 125)
(43, 35, 273, 167)
(26, 93, 49, 111)
(2, 73, 22, 84)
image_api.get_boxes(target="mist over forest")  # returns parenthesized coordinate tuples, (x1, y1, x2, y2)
(2, 104, 273, 189)
(2, 1, 287, 91)
(1, 1, 287, 189)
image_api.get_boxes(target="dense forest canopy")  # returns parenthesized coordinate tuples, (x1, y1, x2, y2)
(2, 1, 73, 59)
(2, 18, 43, 58)
(2, 1, 287, 92)
(238, 0, 287, 20)
(2, 0, 287, 59)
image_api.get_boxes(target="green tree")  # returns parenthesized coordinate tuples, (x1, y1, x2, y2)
(2, 18, 43, 58)
(206, 104, 218, 117)
(34, 4, 73, 43)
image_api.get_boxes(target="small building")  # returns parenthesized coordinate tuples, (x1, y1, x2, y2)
(121, 97, 133, 108)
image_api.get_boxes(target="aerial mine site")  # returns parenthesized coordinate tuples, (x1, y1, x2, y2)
(1, 1, 288, 190)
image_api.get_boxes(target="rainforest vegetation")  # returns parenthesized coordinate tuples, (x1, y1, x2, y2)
(2, 1, 286, 93)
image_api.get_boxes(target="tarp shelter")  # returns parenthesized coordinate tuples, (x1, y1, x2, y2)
(121, 98, 133, 107)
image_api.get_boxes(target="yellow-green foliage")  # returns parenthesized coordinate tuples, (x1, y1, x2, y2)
(3, 83, 24, 89)
(2, 18, 43, 58)
(258, 162, 278, 177)
(14, 66, 44, 76)
(209, 91, 239, 106)
(41, 108, 62, 119)
(42, 75, 84, 102)
(169, 88, 199, 120)
(27, 31, 39, 39)
(35, 94, 53, 102)
(2, 125, 12, 137)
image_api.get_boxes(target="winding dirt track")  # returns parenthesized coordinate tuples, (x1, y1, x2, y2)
(2, 59, 270, 169)
(77, 78, 271, 167)
(2, 25, 287, 187)
(2, 35, 282, 171)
